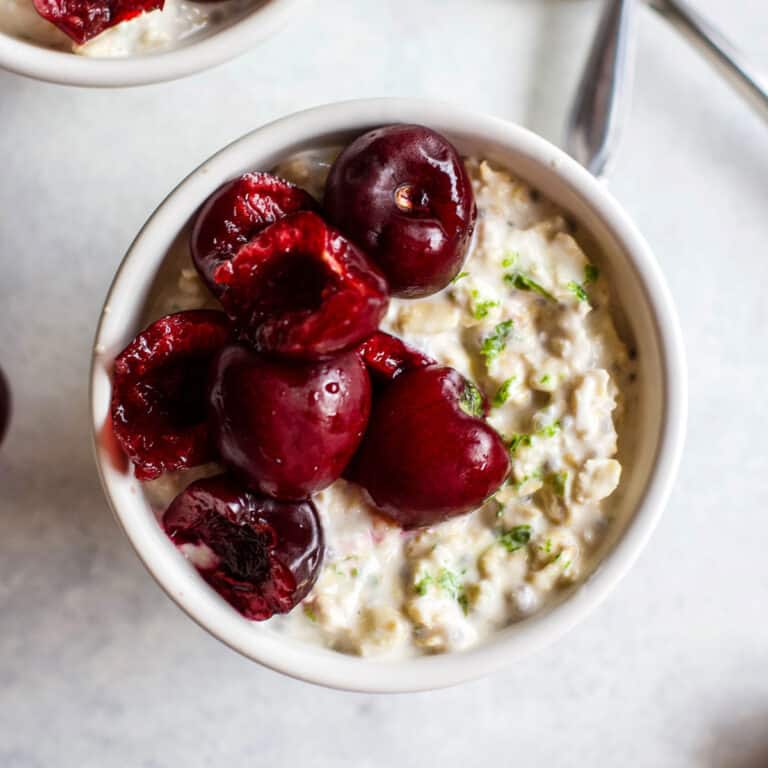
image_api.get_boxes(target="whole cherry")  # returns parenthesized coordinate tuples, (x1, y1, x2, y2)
(348, 366, 509, 528)
(0, 366, 9, 445)
(164, 475, 324, 620)
(325, 125, 477, 298)
(209, 344, 372, 500)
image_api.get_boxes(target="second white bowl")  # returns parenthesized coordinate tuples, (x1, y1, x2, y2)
(0, 0, 307, 86)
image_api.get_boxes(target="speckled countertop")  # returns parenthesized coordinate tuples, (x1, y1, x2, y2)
(1, 1, 767, 765)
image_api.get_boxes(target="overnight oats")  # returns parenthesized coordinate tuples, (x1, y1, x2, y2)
(0, 0, 250, 55)
(109, 124, 636, 659)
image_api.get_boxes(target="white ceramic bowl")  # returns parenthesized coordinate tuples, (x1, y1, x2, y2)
(0, 0, 306, 87)
(91, 98, 687, 692)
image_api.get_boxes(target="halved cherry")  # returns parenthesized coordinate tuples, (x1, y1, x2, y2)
(111, 310, 231, 481)
(32, 0, 163, 44)
(163, 475, 324, 620)
(356, 331, 435, 382)
(215, 211, 389, 360)
(191, 172, 316, 302)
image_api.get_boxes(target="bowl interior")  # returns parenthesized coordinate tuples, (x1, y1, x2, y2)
(91, 101, 684, 691)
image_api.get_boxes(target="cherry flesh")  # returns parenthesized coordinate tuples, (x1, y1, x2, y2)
(348, 366, 509, 528)
(213, 211, 389, 360)
(32, 0, 163, 44)
(325, 124, 477, 298)
(191, 172, 316, 303)
(356, 331, 435, 382)
(164, 475, 324, 620)
(209, 344, 372, 500)
(111, 310, 231, 481)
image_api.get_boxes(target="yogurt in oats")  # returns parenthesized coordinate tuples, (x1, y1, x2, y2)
(144, 150, 635, 659)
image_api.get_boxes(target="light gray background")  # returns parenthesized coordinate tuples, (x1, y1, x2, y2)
(1, 1, 767, 765)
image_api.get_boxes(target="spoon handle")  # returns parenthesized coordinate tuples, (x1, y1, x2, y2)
(648, 0, 768, 124)
(565, 0, 636, 178)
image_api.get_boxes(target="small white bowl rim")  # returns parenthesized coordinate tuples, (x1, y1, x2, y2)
(90, 98, 687, 692)
(0, 0, 306, 87)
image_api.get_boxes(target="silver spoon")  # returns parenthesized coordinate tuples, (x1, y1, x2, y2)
(565, 0, 636, 177)
(647, 0, 768, 124)
(565, 0, 768, 176)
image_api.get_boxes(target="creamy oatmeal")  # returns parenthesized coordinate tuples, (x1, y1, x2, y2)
(143, 150, 636, 659)
(0, 0, 250, 56)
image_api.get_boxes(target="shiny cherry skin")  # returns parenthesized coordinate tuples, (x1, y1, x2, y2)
(209, 344, 372, 499)
(111, 310, 232, 481)
(163, 475, 324, 620)
(325, 124, 477, 298)
(0, 366, 9, 445)
(348, 366, 509, 528)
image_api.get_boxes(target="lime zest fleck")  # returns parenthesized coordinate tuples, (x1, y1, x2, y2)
(501, 251, 519, 269)
(415, 573, 433, 596)
(473, 299, 500, 319)
(492, 377, 517, 407)
(536, 419, 561, 438)
(584, 264, 599, 284)
(303, 605, 317, 622)
(506, 432, 532, 455)
(480, 319, 515, 363)
(437, 568, 460, 600)
(567, 281, 588, 302)
(470, 289, 500, 319)
(498, 524, 532, 552)
(437, 568, 469, 613)
(452, 270, 470, 284)
(505, 272, 556, 301)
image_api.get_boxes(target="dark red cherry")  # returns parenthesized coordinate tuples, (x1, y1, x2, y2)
(325, 125, 476, 298)
(191, 172, 317, 302)
(0, 366, 9, 445)
(32, 0, 163, 44)
(356, 331, 435, 382)
(163, 475, 324, 620)
(212, 211, 389, 360)
(209, 344, 371, 499)
(111, 310, 232, 481)
(348, 366, 509, 528)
